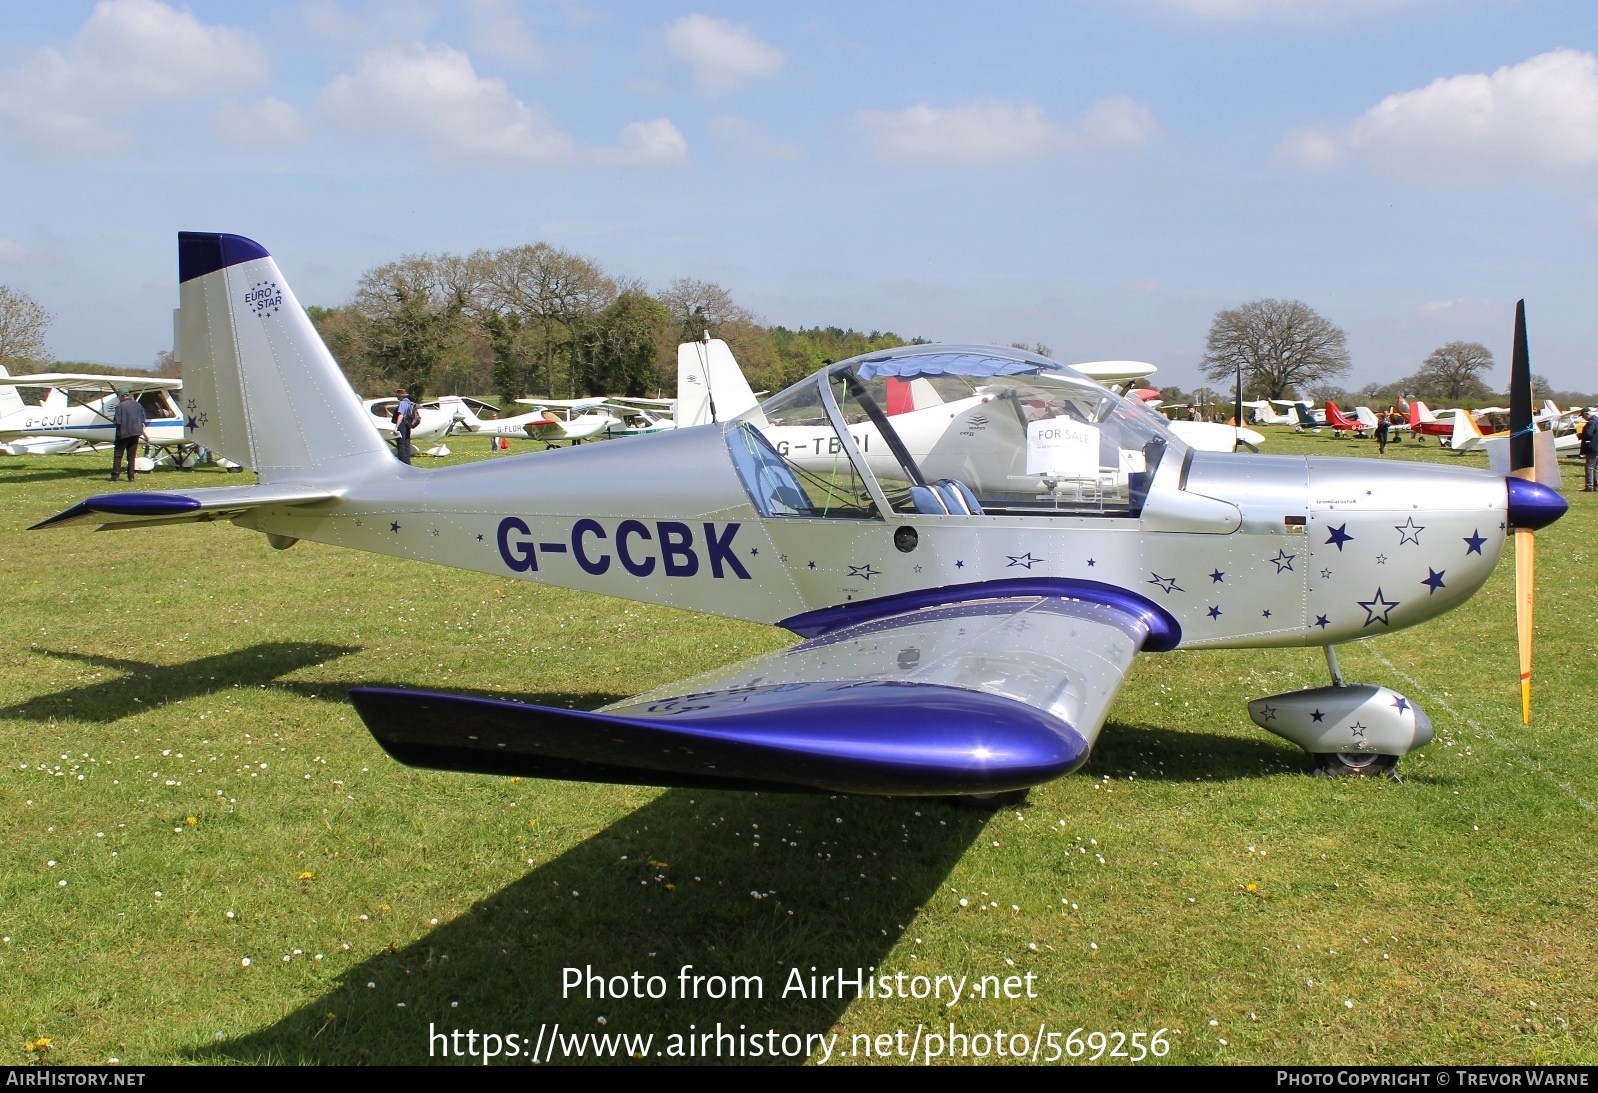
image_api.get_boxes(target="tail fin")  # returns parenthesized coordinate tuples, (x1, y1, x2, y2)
(0, 365, 24, 419)
(1449, 408, 1482, 450)
(175, 232, 391, 480)
(675, 337, 759, 427)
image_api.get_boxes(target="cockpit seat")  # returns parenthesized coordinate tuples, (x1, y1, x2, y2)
(909, 478, 984, 516)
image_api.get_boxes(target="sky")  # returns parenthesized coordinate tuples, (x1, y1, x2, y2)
(3, 0, 1598, 394)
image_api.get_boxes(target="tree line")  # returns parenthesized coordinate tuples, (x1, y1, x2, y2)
(2, 272, 1593, 408)
(303, 245, 918, 402)
(1191, 297, 1593, 410)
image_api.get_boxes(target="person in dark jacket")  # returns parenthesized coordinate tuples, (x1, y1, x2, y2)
(392, 387, 417, 465)
(110, 388, 146, 482)
(1579, 408, 1598, 491)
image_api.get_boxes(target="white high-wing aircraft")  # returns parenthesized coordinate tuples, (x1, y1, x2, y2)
(362, 394, 557, 456)
(35, 234, 1568, 793)
(0, 370, 191, 463)
(0, 374, 82, 455)
(509, 397, 619, 444)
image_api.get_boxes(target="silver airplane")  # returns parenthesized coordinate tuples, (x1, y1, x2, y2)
(34, 234, 1568, 795)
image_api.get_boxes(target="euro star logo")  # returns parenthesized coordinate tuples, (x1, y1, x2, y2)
(246, 280, 283, 318)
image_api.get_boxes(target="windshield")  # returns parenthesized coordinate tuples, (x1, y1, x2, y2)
(729, 345, 1183, 519)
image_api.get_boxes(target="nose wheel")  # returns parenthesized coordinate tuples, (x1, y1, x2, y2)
(1312, 752, 1399, 780)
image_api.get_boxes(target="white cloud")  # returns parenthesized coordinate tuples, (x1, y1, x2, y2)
(1277, 49, 1598, 181)
(299, 0, 440, 44)
(1081, 96, 1158, 148)
(708, 116, 801, 161)
(320, 44, 577, 166)
(857, 97, 1156, 166)
(858, 102, 1065, 165)
(320, 44, 686, 169)
(213, 97, 306, 147)
(593, 119, 688, 168)
(665, 14, 784, 95)
(0, 0, 269, 155)
(1152, 0, 1411, 19)
(465, 0, 543, 65)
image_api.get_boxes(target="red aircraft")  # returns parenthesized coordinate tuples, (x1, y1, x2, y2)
(1322, 401, 1367, 438)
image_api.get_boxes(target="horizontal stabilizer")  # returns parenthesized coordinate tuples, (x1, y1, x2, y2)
(31, 483, 337, 531)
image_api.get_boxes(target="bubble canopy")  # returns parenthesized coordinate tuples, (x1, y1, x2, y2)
(727, 345, 1184, 520)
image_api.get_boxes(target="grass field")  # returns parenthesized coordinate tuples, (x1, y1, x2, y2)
(2, 428, 1595, 1066)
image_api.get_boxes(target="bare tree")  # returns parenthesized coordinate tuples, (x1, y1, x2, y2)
(1412, 340, 1493, 402)
(486, 244, 616, 396)
(0, 285, 52, 368)
(1200, 298, 1350, 400)
(658, 277, 756, 339)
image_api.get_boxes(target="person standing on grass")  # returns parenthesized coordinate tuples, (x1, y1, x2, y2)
(392, 387, 418, 465)
(1579, 408, 1598, 492)
(110, 388, 146, 483)
(1374, 412, 1390, 455)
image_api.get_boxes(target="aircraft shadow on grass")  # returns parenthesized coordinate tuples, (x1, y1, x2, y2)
(3, 643, 359, 723)
(1087, 722, 1308, 782)
(191, 786, 994, 1066)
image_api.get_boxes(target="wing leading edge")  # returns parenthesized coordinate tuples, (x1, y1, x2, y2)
(353, 594, 1148, 795)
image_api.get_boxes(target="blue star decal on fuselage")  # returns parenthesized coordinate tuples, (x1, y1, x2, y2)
(1147, 573, 1183, 594)
(848, 563, 880, 581)
(476, 534, 484, 542)
(1262, 609, 1272, 619)
(1421, 568, 1446, 594)
(1310, 709, 1325, 722)
(1325, 523, 1354, 551)
(1007, 552, 1044, 569)
(1210, 569, 1225, 583)
(1357, 587, 1400, 626)
(1350, 722, 1367, 739)
(1086, 558, 1096, 567)
(955, 560, 965, 569)
(390, 522, 401, 533)
(1207, 605, 1223, 619)
(1313, 615, 1331, 629)
(1463, 529, 1486, 555)
(1269, 549, 1296, 573)
(807, 561, 816, 570)
(1395, 517, 1425, 545)
(1391, 695, 1410, 714)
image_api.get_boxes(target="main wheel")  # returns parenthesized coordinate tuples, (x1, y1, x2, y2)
(1313, 752, 1399, 780)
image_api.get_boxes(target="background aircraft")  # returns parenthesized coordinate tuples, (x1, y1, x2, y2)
(509, 397, 619, 445)
(0, 371, 191, 466)
(37, 233, 1567, 792)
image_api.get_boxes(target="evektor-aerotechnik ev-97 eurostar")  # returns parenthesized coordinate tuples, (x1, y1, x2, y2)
(35, 234, 1568, 795)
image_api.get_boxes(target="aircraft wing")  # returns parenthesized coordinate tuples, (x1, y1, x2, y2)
(0, 374, 182, 393)
(607, 396, 676, 408)
(513, 396, 609, 411)
(30, 484, 338, 531)
(352, 591, 1166, 795)
(1070, 360, 1158, 384)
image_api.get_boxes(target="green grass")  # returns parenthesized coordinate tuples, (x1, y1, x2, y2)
(2, 429, 1595, 1065)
